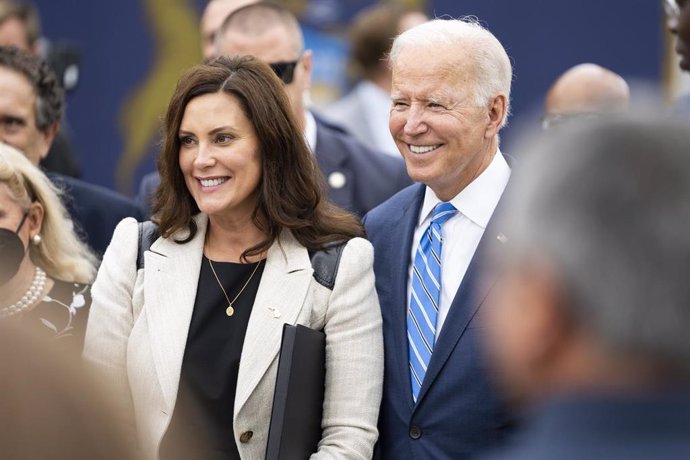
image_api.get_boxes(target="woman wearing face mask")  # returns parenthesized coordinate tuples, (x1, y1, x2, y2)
(0, 144, 98, 351)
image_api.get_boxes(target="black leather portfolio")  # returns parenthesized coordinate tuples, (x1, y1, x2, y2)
(265, 324, 326, 460)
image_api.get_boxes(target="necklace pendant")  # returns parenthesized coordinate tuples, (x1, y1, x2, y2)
(226, 305, 235, 317)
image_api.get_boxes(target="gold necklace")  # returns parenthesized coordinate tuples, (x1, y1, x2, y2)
(207, 257, 263, 317)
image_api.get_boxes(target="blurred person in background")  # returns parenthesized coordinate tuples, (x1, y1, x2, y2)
(364, 18, 514, 459)
(216, 2, 410, 217)
(665, 0, 690, 114)
(0, 0, 80, 177)
(482, 115, 690, 460)
(666, 0, 690, 72)
(542, 63, 630, 129)
(139, 1, 411, 219)
(0, 144, 96, 352)
(0, 46, 143, 255)
(0, 322, 134, 459)
(84, 55, 383, 460)
(324, 3, 427, 156)
(200, 0, 257, 60)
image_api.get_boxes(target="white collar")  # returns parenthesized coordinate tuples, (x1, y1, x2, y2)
(418, 150, 511, 228)
(304, 110, 317, 153)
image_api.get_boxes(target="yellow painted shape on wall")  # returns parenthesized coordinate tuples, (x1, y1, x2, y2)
(117, 0, 201, 193)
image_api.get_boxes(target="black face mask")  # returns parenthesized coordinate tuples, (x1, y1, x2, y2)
(0, 211, 29, 286)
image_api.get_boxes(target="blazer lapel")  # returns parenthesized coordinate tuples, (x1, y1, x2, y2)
(413, 218, 508, 408)
(234, 230, 314, 415)
(144, 215, 208, 410)
(387, 184, 426, 410)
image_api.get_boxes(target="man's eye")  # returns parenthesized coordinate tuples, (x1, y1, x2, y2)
(392, 101, 409, 110)
(0, 117, 25, 131)
(428, 102, 445, 110)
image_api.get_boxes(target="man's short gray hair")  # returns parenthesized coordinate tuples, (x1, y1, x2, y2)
(501, 114, 690, 371)
(389, 18, 512, 126)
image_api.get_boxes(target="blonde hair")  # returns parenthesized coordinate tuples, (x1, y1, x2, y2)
(0, 144, 97, 283)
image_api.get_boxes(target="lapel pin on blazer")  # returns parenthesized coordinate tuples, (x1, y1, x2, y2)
(328, 172, 347, 189)
(497, 233, 508, 244)
(268, 306, 281, 318)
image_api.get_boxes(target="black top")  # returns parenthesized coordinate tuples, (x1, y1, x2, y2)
(160, 256, 265, 460)
(4, 279, 91, 353)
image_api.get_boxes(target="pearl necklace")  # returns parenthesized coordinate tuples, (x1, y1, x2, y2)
(0, 266, 47, 318)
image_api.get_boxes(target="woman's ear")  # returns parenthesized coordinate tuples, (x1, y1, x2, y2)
(27, 200, 44, 237)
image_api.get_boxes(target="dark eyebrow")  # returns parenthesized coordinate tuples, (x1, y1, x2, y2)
(208, 126, 235, 135)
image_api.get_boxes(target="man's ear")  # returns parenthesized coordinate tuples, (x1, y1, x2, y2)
(526, 264, 575, 369)
(38, 122, 59, 160)
(485, 93, 507, 139)
(300, 49, 313, 90)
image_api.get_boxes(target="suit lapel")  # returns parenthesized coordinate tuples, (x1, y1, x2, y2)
(234, 230, 314, 415)
(387, 185, 426, 410)
(144, 215, 207, 410)
(413, 217, 508, 408)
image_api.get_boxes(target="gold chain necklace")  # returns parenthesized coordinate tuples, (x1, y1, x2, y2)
(207, 257, 263, 317)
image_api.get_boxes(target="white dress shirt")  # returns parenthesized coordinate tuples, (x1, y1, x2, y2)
(407, 151, 511, 337)
(304, 109, 317, 152)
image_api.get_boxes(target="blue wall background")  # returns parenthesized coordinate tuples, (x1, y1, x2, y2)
(34, 0, 665, 194)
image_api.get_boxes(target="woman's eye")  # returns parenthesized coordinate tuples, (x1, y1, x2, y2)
(216, 134, 233, 143)
(179, 136, 195, 145)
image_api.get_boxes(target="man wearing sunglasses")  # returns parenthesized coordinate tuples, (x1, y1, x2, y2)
(213, 1, 411, 218)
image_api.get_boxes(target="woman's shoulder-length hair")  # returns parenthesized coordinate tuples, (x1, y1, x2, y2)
(153, 55, 363, 261)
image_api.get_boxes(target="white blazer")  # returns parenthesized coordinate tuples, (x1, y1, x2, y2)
(83, 215, 383, 459)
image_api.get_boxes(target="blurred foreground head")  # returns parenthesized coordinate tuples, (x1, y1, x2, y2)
(543, 63, 629, 129)
(486, 114, 690, 406)
(0, 323, 133, 459)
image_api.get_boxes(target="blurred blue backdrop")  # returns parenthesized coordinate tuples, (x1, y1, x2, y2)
(34, 0, 664, 194)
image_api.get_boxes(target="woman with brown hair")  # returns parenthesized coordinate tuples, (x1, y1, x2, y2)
(84, 55, 383, 459)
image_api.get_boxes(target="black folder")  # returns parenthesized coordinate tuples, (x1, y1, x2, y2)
(266, 324, 326, 460)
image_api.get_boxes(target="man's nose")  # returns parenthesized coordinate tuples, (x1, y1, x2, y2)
(403, 107, 429, 136)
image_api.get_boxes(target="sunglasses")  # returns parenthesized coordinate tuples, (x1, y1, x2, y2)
(269, 53, 303, 84)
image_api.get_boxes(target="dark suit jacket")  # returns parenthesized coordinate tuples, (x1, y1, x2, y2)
(135, 114, 411, 218)
(482, 394, 690, 460)
(50, 173, 144, 256)
(364, 183, 512, 460)
(313, 115, 410, 216)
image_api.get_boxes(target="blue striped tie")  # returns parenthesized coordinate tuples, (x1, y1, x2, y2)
(408, 202, 458, 402)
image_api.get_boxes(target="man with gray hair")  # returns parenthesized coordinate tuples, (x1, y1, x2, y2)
(363, 18, 513, 458)
(482, 115, 690, 459)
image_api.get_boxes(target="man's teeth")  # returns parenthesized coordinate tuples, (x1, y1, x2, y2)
(200, 178, 228, 187)
(409, 144, 440, 154)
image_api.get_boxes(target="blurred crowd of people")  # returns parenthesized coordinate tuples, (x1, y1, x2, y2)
(1, 0, 690, 459)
